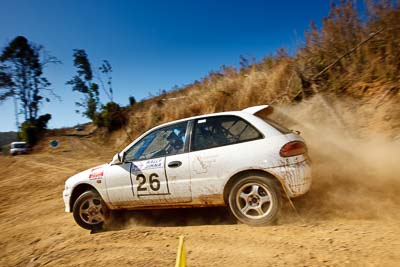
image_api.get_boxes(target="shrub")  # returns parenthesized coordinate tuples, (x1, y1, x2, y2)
(19, 114, 52, 146)
(1, 144, 10, 155)
(19, 122, 39, 146)
(95, 102, 126, 131)
(129, 96, 136, 106)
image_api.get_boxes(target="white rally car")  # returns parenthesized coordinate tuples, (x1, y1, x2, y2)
(63, 105, 311, 230)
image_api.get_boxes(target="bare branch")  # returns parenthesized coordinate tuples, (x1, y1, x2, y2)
(311, 28, 385, 82)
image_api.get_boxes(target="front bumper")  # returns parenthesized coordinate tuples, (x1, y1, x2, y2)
(267, 160, 312, 198)
(63, 188, 72, 212)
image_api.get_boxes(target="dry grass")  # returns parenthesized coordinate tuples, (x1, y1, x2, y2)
(94, 1, 400, 149)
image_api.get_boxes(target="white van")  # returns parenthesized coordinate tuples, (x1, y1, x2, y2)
(10, 142, 31, 156)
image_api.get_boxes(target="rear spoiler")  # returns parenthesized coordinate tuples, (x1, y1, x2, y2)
(241, 105, 273, 115)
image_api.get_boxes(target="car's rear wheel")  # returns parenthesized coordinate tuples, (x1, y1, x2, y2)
(228, 174, 282, 226)
(73, 190, 108, 230)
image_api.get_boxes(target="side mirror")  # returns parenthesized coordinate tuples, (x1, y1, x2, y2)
(111, 152, 125, 165)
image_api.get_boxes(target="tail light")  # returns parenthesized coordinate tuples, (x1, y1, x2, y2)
(280, 141, 307, 157)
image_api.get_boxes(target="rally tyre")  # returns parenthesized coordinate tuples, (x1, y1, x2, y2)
(228, 174, 282, 226)
(73, 190, 109, 230)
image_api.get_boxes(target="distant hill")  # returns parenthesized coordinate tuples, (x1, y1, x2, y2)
(0, 132, 18, 147)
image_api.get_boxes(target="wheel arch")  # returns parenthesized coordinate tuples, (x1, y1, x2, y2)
(69, 183, 99, 212)
(223, 169, 283, 204)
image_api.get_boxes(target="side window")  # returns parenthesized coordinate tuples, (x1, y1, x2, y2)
(192, 116, 262, 151)
(125, 121, 188, 161)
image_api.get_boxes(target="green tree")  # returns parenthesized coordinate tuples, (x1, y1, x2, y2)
(66, 49, 100, 121)
(19, 113, 52, 145)
(0, 36, 57, 128)
(95, 102, 126, 131)
(99, 59, 113, 102)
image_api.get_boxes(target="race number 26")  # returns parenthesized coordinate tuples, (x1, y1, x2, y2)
(136, 173, 161, 192)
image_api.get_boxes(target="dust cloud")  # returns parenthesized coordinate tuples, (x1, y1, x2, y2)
(274, 96, 400, 221)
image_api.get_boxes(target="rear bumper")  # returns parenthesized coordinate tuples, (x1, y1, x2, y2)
(266, 160, 312, 198)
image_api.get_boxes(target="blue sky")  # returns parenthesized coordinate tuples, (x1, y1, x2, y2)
(0, 0, 332, 131)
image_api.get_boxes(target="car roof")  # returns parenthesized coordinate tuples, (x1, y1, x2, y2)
(121, 105, 272, 153)
(154, 105, 270, 128)
(11, 141, 27, 145)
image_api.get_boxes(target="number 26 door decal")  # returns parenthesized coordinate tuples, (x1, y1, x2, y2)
(131, 172, 170, 196)
(136, 173, 161, 192)
(130, 159, 170, 197)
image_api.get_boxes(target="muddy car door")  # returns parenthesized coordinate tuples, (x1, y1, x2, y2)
(108, 121, 192, 207)
(163, 121, 192, 203)
(189, 115, 264, 204)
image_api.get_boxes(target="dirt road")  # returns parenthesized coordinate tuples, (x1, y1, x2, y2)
(1, 129, 399, 266)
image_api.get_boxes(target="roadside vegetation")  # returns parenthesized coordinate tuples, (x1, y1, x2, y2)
(0, 0, 399, 148)
(114, 0, 399, 146)
(0, 36, 58, 145)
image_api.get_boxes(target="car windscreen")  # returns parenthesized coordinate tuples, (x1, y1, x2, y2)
(13, 143, 27, 149)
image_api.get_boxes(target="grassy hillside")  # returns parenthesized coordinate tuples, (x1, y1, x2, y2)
(97, 1, 399, 149)
(0, 131, 18, 146)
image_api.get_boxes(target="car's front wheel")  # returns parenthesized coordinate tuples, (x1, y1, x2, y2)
(228, 174, 282, 226)
(73, 190, 108, 230)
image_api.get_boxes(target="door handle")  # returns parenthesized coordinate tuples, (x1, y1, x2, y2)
(168, 161, 182, 168)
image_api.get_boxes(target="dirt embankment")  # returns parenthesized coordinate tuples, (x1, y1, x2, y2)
(1, 95, 399, 266)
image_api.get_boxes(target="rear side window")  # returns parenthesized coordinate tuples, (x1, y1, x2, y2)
(192, 115, 262, 151)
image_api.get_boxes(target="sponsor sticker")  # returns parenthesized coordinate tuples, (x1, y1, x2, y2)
(89, 166, 104, 180)
(131, 163, 142, 173)
(145, 158, 163, 169)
